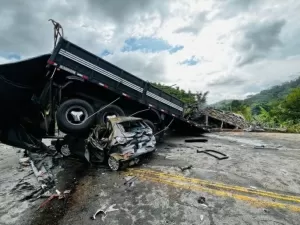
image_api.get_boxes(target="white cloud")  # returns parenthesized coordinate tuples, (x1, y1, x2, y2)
(1, 0, 300, 104)
(0, 57, 14, 64)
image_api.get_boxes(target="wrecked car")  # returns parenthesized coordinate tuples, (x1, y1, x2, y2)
(87, 116, 156, 171)
(54, 116, 156, 171)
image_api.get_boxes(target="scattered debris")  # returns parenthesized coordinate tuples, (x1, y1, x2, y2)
(185, 139, 208, 143)
(91, 208, 106, 220)
(30, 160, 54, 185)
(17, 167, 24, 172)
(91, 204, 119, 221)
(56, 189, 61, 195)
(19, 157, 30, 166)
(254, 145, 279, 150)
(200, 215, 204, 221)
(124, 176, 138, 191)
(105, 204, 119, 213)
(64, 190, 71, 194)
(20, 188, 44, 202)
(254, 145, 265, 149)
(194, 107, 248, 129)
(11, 181, 35, 193)
(244, 125, 265, 132)
(39, 194, 59, 209)
(38, 189, 71, 209)
(197, 149, 229, 160)
(264, 209, 270, 213)
(179, 165, 193, 171)
(199, 204, 208, 208)
(124, 176, 137, 186)
(39, 191, 52, 198)
(197, 196, 206, 204)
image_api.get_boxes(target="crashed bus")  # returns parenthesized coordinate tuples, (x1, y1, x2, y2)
(0, 21, 204, 169)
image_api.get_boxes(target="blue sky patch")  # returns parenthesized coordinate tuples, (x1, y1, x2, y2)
(100, 49, 113, 57)
(121, 37, 184, 54)
(169, 45, 184, 54)
(0, 52, 21, 60)
(180, 56, 199, 66)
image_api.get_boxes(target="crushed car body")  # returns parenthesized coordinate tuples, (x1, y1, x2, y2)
(86, 116, 156, 170)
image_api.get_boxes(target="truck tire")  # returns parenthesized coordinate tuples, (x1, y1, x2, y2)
(97, 105, 125, 125)
(144, 119, 157, 133)
(51, 135, 72, 156)
(56, 99, 95, 134)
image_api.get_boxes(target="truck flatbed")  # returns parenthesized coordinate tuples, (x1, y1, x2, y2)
(49, 38, 184, 116)
(48, 37, 204, 131)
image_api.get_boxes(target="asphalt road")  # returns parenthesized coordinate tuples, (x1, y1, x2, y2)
(1, 132, 300, 225)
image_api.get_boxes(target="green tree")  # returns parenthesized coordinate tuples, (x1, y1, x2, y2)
(231, 100, 242, 111)
(196, 91, 209, 109)
(236, 105, 252, 122)
(281, 87, 300, 123)
(151, 83, 196, 105)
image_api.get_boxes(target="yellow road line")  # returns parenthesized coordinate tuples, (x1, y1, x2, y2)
(127, 168, 300, 204)
(135, 174, 300, 212)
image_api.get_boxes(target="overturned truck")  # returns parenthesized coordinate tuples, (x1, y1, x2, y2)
(0, 22, 204, 155)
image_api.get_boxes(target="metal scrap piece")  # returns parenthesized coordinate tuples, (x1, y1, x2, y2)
(64, 190, 71, 194)
(197, 149, 229, 160)
(185, 139, 208, 143)
(105, 204, 119, 213)
(124, 176, 138, 186)
(91, 208, 106, 220)
(19, 157, 30, 166)
(91, 204, 119, 221)
(179, 165, 193, 171)
(38, 194, 59, 209)
(197, 196, 206, 204)
(254, 145, 278, 150)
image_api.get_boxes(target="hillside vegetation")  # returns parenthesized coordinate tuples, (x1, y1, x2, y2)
(150, 83, 209, 116)
(213, 77, 300, 132)
(245, 77, 300, 105)
(151, 83, 196, 105)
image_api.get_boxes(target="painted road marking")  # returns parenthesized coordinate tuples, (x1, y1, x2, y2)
(128, 168, 300, 203)
(124, 168, 300, 212)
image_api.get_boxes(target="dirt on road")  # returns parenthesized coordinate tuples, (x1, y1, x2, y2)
(1, 132, 300, 225)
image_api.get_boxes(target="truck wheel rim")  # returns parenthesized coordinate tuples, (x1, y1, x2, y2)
(61, 144, 71, 156)
(103, 112, 118, 123)
(65, 106, 88, 125)
(108, 156, 119, 171)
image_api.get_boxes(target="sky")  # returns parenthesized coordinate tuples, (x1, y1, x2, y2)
(1, 0, 300, 103)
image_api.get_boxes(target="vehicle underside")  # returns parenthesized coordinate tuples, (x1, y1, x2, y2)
(0, 54, 53, 150)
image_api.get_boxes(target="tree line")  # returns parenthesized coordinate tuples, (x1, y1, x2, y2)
(217, 77, 300, 132)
